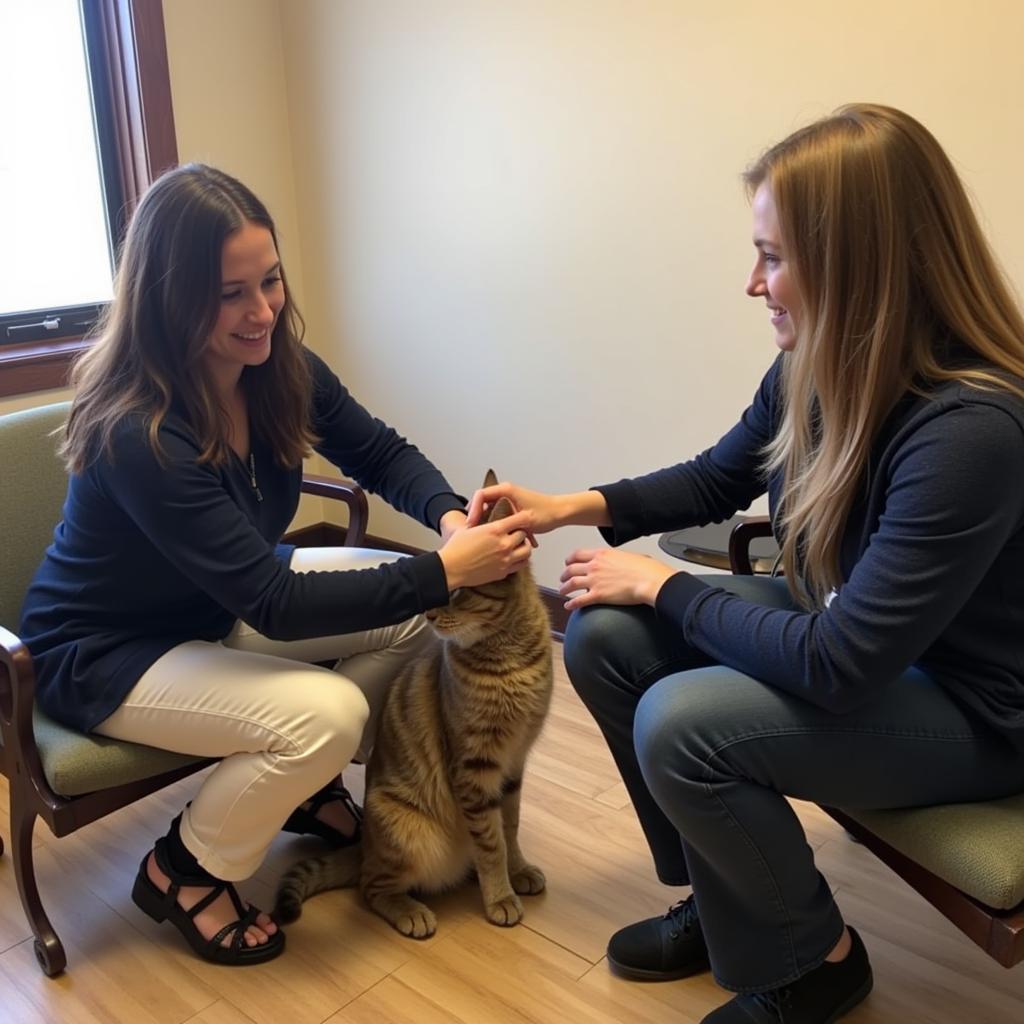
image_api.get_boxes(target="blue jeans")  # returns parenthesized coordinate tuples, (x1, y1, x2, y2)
(563, 575, 1024, 992)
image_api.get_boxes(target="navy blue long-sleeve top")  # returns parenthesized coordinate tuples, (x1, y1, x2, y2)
(594, 356, 1024, 748)
(20, 350, 465, 733)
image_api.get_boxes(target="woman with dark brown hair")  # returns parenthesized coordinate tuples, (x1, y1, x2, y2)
(469, 105, 1024, 1022)
(19, 164, 532, 965)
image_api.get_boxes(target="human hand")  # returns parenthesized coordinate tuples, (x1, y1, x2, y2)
(437, 510, 535, 590)
(438, 509, 468, 543)
(559, 547, 679, 611)
(466, 480, 572, 535)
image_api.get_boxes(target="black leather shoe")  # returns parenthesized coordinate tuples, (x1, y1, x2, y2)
(607, 895, 710, 981)
(702, 926, 872, 1023)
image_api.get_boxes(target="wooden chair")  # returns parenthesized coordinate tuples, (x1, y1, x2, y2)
(0, 401, 368, 977)
(730, 516, 1024, 968)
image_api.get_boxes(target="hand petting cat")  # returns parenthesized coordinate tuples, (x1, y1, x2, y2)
(467, 480, 681, 611)
(437, 509, 535, 589)
(466, 480, 608, 534)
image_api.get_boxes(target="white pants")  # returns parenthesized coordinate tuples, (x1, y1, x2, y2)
(94, 547, 434, 880)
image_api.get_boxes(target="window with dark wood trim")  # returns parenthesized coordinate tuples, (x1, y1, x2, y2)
(0, 0, 177, 400)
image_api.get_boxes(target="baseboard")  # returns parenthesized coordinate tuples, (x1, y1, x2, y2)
(284, 522, 569, 639)
(537, 589, 569, 640)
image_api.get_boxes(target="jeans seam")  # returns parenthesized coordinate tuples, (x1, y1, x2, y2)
(706, 724, 982, 755)
(635, 654, 702, 690)
(700, 749, 801, 989)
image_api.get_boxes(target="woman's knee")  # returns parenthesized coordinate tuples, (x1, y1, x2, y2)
(288, 675, 371, 766)
(563, 604, 647, 697)
(634, 670, 729, 784)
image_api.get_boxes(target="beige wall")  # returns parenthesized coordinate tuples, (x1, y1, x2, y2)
(9, 2, 1024, 585)
(275, 0, 1024, 587)
(163, 0, 306, 306)
(162, 0, 327, 528)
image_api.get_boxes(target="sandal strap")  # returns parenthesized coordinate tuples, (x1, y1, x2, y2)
(151, 837, 227, 919)
(186, 881, 230, 919)
(307, 782, 363, 825)
(152, 836, 252, 928)
(281, 780, 363, 846)
(223, 880, 249, 919)
(207, 902, 261, 954)
(153, 835, 222, 888)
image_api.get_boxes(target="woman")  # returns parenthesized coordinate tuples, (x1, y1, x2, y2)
(19, 164, 533, 965)
(467, 105, 1024, 1023)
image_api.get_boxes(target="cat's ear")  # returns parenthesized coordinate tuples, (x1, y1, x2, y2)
(482, 469, 513, 521)
(486, 497, 515, 523)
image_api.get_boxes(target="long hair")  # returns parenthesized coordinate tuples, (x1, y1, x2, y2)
(62, 163, 316, 471)
(744, 104, 1024, 607)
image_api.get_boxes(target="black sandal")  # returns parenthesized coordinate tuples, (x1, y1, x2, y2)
(131, 839, 285, 965)
(281, 780, 363, 847)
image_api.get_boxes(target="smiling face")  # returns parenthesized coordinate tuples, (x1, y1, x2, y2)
(203, 221, 286, 392)
(746, 183, 802, 352)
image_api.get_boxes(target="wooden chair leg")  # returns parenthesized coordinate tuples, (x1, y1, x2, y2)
(10, 788, 66, 977)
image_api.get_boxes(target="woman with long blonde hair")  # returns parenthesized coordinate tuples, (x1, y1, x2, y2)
(20, 164, 534, 966)
(469, 105, 1024, 1022)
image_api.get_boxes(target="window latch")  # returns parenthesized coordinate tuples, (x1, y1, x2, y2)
(6, 317, 62, 338)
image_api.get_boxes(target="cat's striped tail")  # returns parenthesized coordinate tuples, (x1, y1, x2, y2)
(273, 846, 363, 923)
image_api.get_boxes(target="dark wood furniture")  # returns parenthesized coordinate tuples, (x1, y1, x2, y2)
(730, 515, 1024, 968)
(0, 400, 369, 976)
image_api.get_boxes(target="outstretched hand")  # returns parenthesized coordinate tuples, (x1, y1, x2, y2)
(559, 547, 679, 611)
(465, 480, 561, 536)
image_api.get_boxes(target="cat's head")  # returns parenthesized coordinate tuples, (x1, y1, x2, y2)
(426, 469, 532, 646)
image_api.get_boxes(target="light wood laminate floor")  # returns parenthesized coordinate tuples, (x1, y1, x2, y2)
(2, 644, 1023, 1023)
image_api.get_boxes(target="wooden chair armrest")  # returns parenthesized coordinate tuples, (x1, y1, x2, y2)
(728, 515, 773, 576)
(300, 474, 369, 547)
(0, 623, 50, 798)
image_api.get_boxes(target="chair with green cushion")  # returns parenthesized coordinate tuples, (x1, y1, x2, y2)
(730, 516, 1024, 968)
(0, 401, 369, 977)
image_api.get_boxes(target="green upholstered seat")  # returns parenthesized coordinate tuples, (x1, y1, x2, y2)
(0, 402, 205, 797)
(29, 710, 204, 797)
(846, 796, 1024, 911)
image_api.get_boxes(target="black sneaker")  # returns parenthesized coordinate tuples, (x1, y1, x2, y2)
(606, 895, 710, 981)
(702, 926, 873, 1023)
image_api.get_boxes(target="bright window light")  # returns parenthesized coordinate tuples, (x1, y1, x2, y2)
(0, 0, 114, 317)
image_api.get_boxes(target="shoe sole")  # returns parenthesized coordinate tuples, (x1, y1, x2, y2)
(823, 969, 874, 1022)
(606, 950, 711, 982)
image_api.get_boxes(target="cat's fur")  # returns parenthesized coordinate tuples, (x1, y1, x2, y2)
(274, 471, 554, 939)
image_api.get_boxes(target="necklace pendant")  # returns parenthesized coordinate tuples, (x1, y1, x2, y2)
(248, 453, 263, 503)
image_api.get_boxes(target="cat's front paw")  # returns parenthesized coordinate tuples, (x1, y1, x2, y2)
(485, 893, 524, 927)
(394, 906, 438, 940)
(510, 864, 546, 895)
(369, 892, 438, 939)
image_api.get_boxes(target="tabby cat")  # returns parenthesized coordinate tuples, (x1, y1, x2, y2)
(274, 471, 554, 939)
